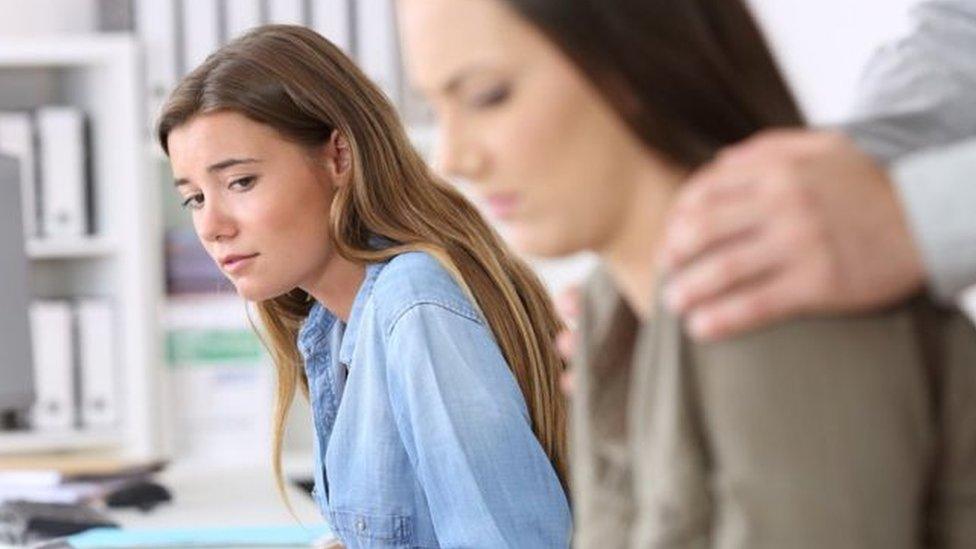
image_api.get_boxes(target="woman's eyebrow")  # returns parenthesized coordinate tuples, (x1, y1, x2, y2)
(441, 63, 495, 95)
(173, 157, 262, 187)
(207, 157, 262, 173)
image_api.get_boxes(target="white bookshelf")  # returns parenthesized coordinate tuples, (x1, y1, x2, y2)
(0, 35, 163, 459)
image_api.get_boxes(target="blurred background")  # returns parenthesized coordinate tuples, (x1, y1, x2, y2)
(0, 0, 945, 532)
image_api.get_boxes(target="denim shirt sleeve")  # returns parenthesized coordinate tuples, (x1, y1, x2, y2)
(384, 302, 571, 548)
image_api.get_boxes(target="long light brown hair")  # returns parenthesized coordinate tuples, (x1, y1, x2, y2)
(157, 25, 567, 503)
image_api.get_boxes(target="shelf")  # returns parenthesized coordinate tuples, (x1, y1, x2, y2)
(0, 429, 121, 455)
(27, 237, 116, 259)
(0, 33, 162, 460)
(0, 33, 164, 458)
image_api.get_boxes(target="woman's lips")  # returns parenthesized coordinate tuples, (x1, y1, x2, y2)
(221, 253, 259, 274)
(483, 193, 520, 220)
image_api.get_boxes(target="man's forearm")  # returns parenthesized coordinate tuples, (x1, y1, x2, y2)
(842, 0, 976, 303)
(846, 0, 976, 164)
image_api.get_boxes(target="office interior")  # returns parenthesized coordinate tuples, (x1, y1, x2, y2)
(0, 0, 973, 546)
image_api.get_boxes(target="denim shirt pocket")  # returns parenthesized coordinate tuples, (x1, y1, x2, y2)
(329, 507, 413, 547)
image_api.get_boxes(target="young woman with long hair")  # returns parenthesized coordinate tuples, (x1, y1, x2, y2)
(398, 0, 976, 547)
(158, 24, 570, 548)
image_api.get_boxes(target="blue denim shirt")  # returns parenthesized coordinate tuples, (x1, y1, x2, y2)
(297, 251, 571, 548)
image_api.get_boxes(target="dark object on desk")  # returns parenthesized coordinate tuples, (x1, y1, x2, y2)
(290, 475, 315, 500)
(0, 500, 117, 545)
(105, 480, 172, 511)
(0, 409, 29, 430)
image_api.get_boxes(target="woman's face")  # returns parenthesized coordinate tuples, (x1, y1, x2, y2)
(399, 0, 670, 258)
(167, 111, 340, 301)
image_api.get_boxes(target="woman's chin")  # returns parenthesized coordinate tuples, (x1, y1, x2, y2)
(232, 281, 280, 303)
(509, 229, 583, 260)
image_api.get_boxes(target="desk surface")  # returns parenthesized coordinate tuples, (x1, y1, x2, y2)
(0, 456, 331, 548)
(110, 457, 326, 531)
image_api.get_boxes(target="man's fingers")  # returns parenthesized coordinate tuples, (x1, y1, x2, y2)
(673, 163, 754, 216)
(678, 127, 819, 206)
(554, 285, 581, 395)
(560, 370, 576, 397)
(714, 128, 822, 166)
(556, 329, 577, 361)
(684, 274, 809, 341)
(661, 196, 763, 270)
(664, 231, 784, 314)
(555, 284, 581, 325)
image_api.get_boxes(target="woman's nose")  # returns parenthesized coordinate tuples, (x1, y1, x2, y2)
(434, 116, 487, 180)
(195, 198, 238, 244)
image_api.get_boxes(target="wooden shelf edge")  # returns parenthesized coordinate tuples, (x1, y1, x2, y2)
(26, 237, 117, 259)
(0, 430, 122, 456)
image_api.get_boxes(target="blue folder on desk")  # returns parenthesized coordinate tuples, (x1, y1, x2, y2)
(66, 525, 333, 548)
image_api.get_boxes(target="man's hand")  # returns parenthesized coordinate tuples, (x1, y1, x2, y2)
(659, 130, 926, 341)
(555, 285, 581, 396)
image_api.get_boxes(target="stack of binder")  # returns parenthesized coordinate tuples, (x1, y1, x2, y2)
(0, 106, 93, 240)
(29, 299, 118, 432)
(139, 0, 403, 117)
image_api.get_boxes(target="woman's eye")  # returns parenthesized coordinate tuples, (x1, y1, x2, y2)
(229, 176, 257, 191)
(470, 85, 511, 109)
(180, 193, 204, 210)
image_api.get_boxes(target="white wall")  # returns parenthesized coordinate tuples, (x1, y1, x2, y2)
(748, 0, 920, 124)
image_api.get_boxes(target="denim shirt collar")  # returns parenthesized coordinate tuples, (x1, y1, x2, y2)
(336, 260, 384, 365)
(297, 240, 392, 366)
(297, 301, 335, 361)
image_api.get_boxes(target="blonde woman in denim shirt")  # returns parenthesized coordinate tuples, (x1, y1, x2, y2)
(157, 25, 570, 548)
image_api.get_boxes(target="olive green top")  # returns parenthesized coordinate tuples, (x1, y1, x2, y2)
(571, 267, 976, 548)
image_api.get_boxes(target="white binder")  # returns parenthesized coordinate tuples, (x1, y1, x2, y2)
(36, 106, 88, 238)
(29, 300, 76, 431)
(0, 111, 38, 238)
(76, 299, 118, 429)
(312, 0, 353, 54)
(181, 0, 221, 73)
(268, 0, 305, 25)
(356, 0, 402, 107)
(224, 0, 263, 41)
(135, 0, 178, 123)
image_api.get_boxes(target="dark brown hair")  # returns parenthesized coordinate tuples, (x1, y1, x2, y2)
(498, 1, 805, 385)
(502, 0, 804, 167)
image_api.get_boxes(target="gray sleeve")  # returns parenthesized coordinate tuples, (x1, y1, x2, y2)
(892, 140, 976, 302)
(844, 0, 976, 163)
(841, 0, 976, 302)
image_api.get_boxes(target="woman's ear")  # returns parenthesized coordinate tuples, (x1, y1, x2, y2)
(325, 129, 353, 186)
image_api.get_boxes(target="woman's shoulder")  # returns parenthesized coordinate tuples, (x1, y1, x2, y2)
(370, 251, 483, 330)
(675, 297, 954, 369)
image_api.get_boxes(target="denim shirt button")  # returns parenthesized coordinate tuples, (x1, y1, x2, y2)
(356, 517, 367, 534)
